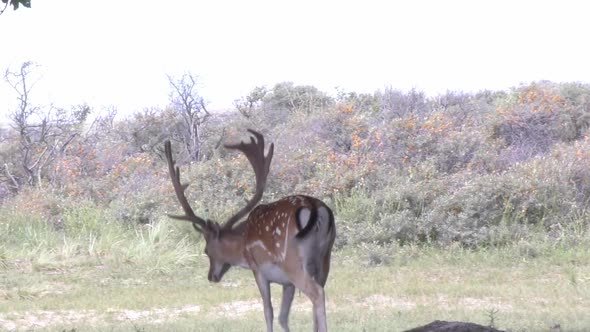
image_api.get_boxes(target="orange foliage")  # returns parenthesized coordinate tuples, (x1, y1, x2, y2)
(515, 84, 571, 113)
(374, 130, 382, 144)
(351, 133, 363, 150)
(421, 113, 453, 134)
(336, 102, 354, 114)
(405, 117, 416, 130)
(327, 152, 338, 163)
(112, 154, 153, 177)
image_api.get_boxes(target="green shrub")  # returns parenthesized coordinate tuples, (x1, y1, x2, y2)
(2, 80, 590, 255)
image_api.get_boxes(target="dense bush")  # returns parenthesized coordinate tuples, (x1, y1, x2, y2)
(1, 80, 589, 251)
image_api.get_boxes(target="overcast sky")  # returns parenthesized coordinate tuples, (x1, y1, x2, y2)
(1, 0, 589, 120)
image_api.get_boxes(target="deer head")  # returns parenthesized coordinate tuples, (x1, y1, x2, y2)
(164, 129, 274, 282)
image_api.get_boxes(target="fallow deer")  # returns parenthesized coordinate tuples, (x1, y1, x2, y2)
(164, 129, 336, 332)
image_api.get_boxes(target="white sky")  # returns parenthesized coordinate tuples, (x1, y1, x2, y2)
(1, 0, 590, 120)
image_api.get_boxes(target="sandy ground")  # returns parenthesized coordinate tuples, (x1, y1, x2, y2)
(0, 294, 513, 330)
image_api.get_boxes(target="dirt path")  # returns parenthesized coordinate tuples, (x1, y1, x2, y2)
(0, 305, 201, 331)
(0, 294, 511, 330)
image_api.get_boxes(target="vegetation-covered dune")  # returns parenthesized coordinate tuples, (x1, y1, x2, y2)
(1, 72, 589, 330)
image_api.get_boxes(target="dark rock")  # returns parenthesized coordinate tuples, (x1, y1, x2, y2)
(404, 320, 505, 332)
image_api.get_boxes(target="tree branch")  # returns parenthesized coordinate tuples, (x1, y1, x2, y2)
(3, 164, 20, 190)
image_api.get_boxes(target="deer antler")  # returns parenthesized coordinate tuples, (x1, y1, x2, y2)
(164, 140, 208, 233)
(223, 129, 274, 230)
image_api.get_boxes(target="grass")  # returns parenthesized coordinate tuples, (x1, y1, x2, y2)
(1, 221, 589, 332)
(1, 204, 589, 331)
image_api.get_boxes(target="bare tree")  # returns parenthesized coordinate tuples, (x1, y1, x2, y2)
(115, 107, 175, 156)
(3, 62, 80, 189)
(82, 105, 117, 142)
(233, 86, 268, 118)
(167, 73, 210, 162)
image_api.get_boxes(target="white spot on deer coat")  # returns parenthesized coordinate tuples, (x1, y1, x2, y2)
(246, 240, 271, 256)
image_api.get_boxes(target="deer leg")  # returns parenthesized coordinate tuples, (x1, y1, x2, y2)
(279, 283, 295, 332)
(319, 249, 332, 287)
(291, 277, 327, 332)
(254, 272, 274, 332)
(311, 284, 327, 332)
